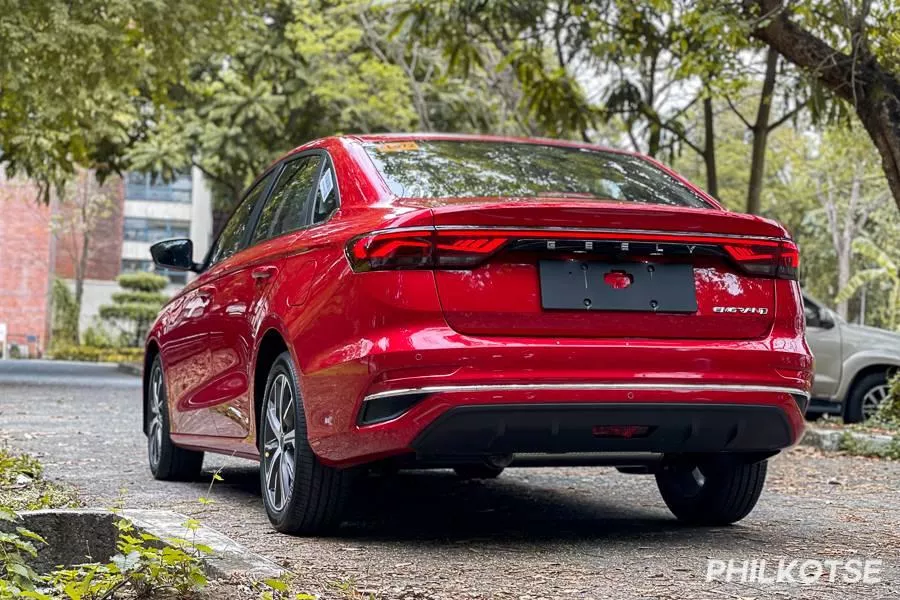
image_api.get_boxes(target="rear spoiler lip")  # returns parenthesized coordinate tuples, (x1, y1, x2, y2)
(364, 225, 792, 243)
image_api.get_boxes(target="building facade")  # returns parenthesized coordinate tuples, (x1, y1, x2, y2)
(0, 174, 52, 357)
(72, 168, 213, 335)
(0, 168, 213, 356)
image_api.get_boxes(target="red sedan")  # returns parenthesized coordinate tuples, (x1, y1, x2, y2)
(145, 134, 812, 535)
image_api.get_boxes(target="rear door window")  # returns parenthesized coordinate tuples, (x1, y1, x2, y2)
(208, 171, 275, 265)
(312, 165, 338, 223)
(251, 156, 322, 243)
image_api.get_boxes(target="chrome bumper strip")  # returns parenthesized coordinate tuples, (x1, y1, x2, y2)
(363, 383, 810, 402)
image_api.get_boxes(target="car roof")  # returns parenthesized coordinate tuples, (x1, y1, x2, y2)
(340, 132, 634, 155)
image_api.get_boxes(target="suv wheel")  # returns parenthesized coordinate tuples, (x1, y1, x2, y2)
(147, 355, 204, 481)
(846, 372, 890, 423)
(259, 352, 355, 535)
(655, 455, 767, 525)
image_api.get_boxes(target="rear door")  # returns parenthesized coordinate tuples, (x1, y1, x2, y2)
(175, 169, 279, 437)
(212, 153, 326, 437)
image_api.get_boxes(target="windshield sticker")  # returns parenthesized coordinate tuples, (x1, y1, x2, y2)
(319, 168, 334, 199)
(374, 141, 419, 153)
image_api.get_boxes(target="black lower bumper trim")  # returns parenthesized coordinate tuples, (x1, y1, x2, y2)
(411, 403, 795, 457)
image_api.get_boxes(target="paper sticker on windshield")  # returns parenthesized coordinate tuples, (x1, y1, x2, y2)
(319, 168, 334, 200)
(374, 141, 419, 153)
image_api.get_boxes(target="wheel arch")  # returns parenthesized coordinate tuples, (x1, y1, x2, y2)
(253, 328, 292, 445)
(842, 363, 897, 418)
(142, 340, 161, 436)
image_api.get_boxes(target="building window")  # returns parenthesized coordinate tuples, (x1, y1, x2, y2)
(124, 217, 190, 242)
(125, 172, 192, 203)
(121, 259, 188, 285)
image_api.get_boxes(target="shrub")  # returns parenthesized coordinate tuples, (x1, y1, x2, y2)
(99, 273, 169, 347)
(878, 372, 900, 424)
(49, 345, 143, 364)
(50, 279, 79, 347)
(82, 323, 116, 349)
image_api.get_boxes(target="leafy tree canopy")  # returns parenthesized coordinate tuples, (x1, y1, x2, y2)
(0, 0, 240, 197)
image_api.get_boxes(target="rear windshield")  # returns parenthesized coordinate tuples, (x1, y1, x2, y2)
(363, 140, 710, 208)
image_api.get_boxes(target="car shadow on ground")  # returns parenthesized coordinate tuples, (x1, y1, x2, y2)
(190, 465, 746, 544)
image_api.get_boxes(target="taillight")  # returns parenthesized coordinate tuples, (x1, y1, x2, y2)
(723, 240, 799, 280)
(348, 230, 433, 271)
(348, 228, 800, 279)
(347, 230, 509, 271)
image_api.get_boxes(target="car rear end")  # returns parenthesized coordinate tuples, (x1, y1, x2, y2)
(320, 137, 813, 469)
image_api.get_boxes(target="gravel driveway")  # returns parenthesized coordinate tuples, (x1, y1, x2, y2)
(2, 360, 898, 599)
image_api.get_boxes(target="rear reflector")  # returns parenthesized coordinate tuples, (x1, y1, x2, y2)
(592, 425, 651, 439)
(347, 229, 800, 280)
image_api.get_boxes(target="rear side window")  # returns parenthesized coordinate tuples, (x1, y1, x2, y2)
(312, 166, 338, 223)
(252, 156, 322, 243)
(208, 171, 275, 265)
(364, 140, 710, 208)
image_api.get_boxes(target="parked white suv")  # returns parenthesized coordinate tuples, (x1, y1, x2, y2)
(804, 295, 900, 421)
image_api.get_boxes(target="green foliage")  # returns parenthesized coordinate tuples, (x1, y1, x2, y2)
(50, 280, 79, 348)
(129, 0, 421, 211)
(48, 346, 143, 364)
(0, 0, 242, 197)
(99, 273, 168, 347)
(81, 325, 115, 350)
(838, 431, 900, 460)
(837, 238, 900, 329)
(0, 448, 79, 513)
(877, 373, 900, 425)
(113, 273, 168, 294)
(46, 519, 208, 599)
(0, 507, 46, 598)
(0, 449, 209, 599)
(256, 574, 316, 600)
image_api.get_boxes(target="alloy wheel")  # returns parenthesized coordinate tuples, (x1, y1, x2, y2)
(147, 365, 164, 469)
(262, 373, 296, 512)
(861, 383, 891, 420)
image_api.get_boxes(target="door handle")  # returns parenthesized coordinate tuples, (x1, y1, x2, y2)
(251, 266, 278, 281)
(196, 286, 215, 300)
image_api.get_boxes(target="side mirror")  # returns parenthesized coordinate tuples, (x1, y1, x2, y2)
(150, 239, 200, 272)
(818, 309, 836, 330)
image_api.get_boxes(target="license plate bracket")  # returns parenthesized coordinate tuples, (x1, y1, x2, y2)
(539, 260, 697, 313)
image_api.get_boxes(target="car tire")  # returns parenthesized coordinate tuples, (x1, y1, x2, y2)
(655, 455, 767, 525)
(453, 464, 505, 479)
(259, 351, 355, 535)
(147, 355, 204, 481)
(845, 371, 890, 423)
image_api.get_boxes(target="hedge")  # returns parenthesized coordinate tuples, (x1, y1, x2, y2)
(49, 345, 143, 364)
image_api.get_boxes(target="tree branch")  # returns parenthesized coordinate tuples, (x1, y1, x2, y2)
(725, 95, 753, 129)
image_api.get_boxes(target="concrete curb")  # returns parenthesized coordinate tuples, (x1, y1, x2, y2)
(13, 508, 283, 579)
(116, 362, 142, 377)
(122, 509, 284, 579)
(800, 426, 897, 454)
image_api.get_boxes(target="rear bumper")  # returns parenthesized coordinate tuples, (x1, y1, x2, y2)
(412, 402, 797, 457)
(309, 382, 808, 466)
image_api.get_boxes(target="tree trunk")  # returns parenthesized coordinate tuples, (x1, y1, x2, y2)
(746, 0, 900, 212)
(74, 230, 90, 345)
(647, 122, 661, 158)
(745, 48, 778, 215)
(835, 245, 851, 320)
(702, 96, 718, 198)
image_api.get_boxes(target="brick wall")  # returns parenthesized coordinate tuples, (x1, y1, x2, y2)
(53, 172, 125, 281)
(0, 176, 51, 356)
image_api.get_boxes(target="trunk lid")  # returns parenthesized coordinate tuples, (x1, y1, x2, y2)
(415, 199, 787, 340)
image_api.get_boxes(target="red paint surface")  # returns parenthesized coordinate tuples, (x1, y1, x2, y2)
(147, 134, 812, 465)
